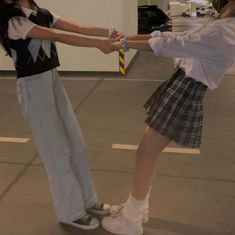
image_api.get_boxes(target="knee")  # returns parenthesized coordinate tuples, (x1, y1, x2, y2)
(136, 144, 157, 163)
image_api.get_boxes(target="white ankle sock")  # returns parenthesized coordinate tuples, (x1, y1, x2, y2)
(122, 194, 146, 223)
(144, 185, 152, 212)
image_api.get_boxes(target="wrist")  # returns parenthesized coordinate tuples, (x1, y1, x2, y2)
(108, 26, 117, 39)
(120, 36, 129, 52)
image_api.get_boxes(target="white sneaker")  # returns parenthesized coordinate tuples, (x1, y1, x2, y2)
(109, 204, 149, 223)
(62, 213, 99, 230)
(102, 214, 143, 235)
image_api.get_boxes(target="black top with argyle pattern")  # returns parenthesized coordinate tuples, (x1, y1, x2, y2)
(7, 8, 60, 78)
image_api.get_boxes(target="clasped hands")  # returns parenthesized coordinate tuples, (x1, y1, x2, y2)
(99, 30, 127, 54)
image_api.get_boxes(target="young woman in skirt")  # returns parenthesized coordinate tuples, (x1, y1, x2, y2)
(101, 1, 235, 234)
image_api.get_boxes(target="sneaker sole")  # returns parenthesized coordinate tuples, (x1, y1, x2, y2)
(60, 221, 99, 230)
(102, 222, 143, 235)
(87, 209, 109, 216)
(109, 205, 149, 224)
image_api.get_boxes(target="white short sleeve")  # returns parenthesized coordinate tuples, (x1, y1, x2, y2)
(50, 11, 60, 25)
(148, 31, 164, 56)
(8, 16, 36, 40)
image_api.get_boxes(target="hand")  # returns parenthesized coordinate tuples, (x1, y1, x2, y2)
(98, 40, 115, 54)
(112, 31, 124, 41)
(111, 41, 122, 50)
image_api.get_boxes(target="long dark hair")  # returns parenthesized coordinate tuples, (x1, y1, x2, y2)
(212, 0, 229, 12)
(0, 0, 39, 56)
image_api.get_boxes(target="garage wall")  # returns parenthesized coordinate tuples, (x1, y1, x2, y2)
(0, 0, 137, 72)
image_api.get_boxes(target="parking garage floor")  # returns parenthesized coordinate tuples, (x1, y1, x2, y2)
(0, 17, 235, 235)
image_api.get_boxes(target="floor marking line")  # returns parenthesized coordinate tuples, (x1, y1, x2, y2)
(103, 78, 166, 82)
(112, 144, 200, 155)
(0, 137, 30, 143)
(61, 77, 101, 81)
(0, 76, 166, 82)
(0, 77, 15, 80)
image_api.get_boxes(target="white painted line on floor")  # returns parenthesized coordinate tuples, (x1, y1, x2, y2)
(0, 137, 30, 143)
(61, 77, 101, 81)
(61, 78, 166, 82)
(0, 77, 101, 81)
(0, 77, 15, 80)
(0, 76, 166, 82)
(103, 78, 166, 82)
(113, 144, 138, 151)
(112, 144, 200, 155)
(162, 147, 200, 155)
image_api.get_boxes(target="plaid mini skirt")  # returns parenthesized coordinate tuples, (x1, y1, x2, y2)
(144, 68, 207, 148)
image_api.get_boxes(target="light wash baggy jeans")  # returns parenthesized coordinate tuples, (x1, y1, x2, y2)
(16, 69, 98, 222)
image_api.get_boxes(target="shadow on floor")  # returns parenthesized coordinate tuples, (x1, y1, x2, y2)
(145, 217, 230, 235)
(59, 216, 228, 235)
(60, 223, 110, 235)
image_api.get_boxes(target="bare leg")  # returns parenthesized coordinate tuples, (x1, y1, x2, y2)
(102, 126, 171, 235)
(132, 126, 171, 200)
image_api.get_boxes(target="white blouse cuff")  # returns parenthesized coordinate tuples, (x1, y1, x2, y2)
(50, 11, 60, 25)
(151, 30, 162, 38)
(148, 31, 163, 56)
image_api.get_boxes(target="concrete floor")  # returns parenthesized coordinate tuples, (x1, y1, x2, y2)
(0, 17, 235, 235)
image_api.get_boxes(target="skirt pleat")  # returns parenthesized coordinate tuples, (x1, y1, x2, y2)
(144, 68, 207, 148)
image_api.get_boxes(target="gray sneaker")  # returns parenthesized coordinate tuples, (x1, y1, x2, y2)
(87, 202, 111, 215)
(62, 213, 99, 230)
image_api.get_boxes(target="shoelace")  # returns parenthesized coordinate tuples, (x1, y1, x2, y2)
(110, 204, 125, 217)
(93, 202, 103, 210)
(80, 213, 91, 223)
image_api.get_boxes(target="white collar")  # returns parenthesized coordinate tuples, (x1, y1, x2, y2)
(21, 6, 37, 18)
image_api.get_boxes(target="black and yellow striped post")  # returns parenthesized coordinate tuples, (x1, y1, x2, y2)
(119, 48, 125, 76)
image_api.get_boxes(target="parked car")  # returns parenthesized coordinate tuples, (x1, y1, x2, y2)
(181, 9, 191, 17)
(196, 6, 217, 17)
(138, 5, 172, 34)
